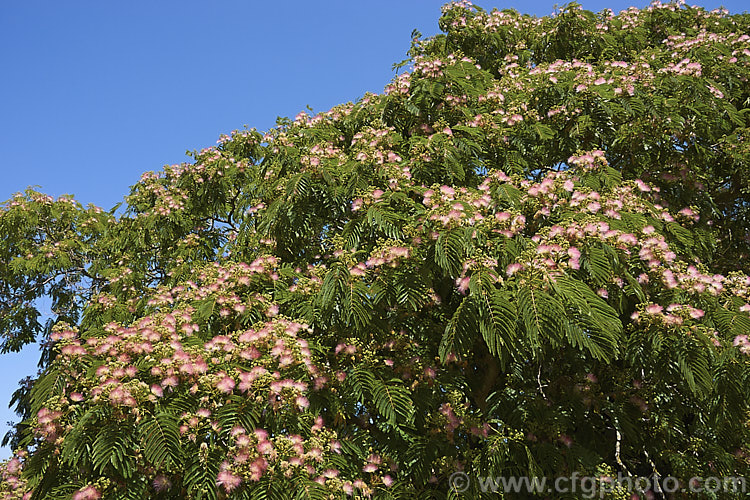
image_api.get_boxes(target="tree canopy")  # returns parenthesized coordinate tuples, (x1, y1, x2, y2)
(2, 1, 750, 498)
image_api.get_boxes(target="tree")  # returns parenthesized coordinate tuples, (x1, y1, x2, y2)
(2, 1, 750, 498)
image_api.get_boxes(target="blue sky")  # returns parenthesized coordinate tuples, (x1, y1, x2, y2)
(1, 0, 747, 458)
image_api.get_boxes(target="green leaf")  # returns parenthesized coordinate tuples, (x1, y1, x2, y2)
(440, 295, 478, 362)
(371, 378, 413, 425)
(138, 411, 182, 469)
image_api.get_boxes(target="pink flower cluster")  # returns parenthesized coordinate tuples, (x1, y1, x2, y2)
(0, 456, 30, 499)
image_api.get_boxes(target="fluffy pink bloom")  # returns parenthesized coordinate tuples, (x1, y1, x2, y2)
(216, 373, 236, 394)
(689, 308, 705, 319)
(295, 396, 310, 409)
(645, 304, 663, 315)
(323, 469, 339, 478)
(506, 263, 524, 276)
(257, 440, 274, 454)
(440, 185, 455, 197)
(217, 470, 242, 492)
(456, 276, 471, 294)
(248, 457, 268, 481)
(6, 458, 22, 475)
(72, 485, 101, 500)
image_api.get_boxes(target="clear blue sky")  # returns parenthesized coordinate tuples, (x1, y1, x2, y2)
(1, 0, 746, 458)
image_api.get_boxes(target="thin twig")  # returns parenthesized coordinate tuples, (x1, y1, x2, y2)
(537, 364, 547, 400)
(644, 449, 663, 496)
(610, 415, 631, 477)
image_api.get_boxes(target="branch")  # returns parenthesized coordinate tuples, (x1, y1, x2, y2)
(537, 364, 548, 400)
(643, 449, 664, 497)
(607, 413, 631, 477)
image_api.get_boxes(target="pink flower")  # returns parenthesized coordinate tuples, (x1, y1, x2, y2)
(323, 469, 339, 478)
(617, 233, 638, 246)
(248, 457, 268, 481)
(311, 416, 324, 432)
(456, 276, 471, 294)
(295, 396, 310, 409)
(495, 211, 511, 222)
(689, 308, 705, 319)
(6, 458, 22, 475)
(678, 207, 694, 217)
(72, 486, 101, 500)
(61, 344, 87, 357)
(645, 304, 663, 315)
(635, 179, 651, 192)
(506, 263, 524, 276)
(440, 185, 455, 197)
(257, 440, 274, 454)
(216, 374, 236, 394)
(150, 384, 164, 398)
(217, 470, 242, 492)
